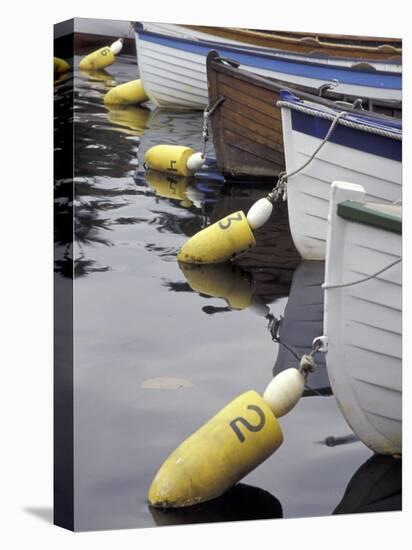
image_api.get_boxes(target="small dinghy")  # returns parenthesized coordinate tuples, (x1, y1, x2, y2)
(278, 90, 401, 260)
(321, 181, 401, 455)
(134, 22, 401, 110)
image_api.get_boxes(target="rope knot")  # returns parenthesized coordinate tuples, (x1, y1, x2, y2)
(266, 109, 349, 206)
(298, 354, 316, 378)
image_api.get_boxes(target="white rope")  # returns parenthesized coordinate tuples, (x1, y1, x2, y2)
(268, 109, 347, 203)
(322, 258, 401, 289)
(276, 100, 402, 141)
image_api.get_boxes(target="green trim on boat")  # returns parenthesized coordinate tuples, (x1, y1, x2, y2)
(337, 201, 402, 235)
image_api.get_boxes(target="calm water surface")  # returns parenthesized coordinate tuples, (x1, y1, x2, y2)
(54, 51, 400, 531)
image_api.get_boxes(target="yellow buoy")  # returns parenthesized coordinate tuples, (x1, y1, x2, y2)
(179, 263, 253, 309)
(79, 41, 120, 71)
(177, 211, 256, 264)
(148, 391, 283, 508)
(176, 194, 278, 265)
(104, 79, 149, 106)
(54, 57, 70, 74)
(144, 145, 194, 177)
(145, 170, 193, 207)
(144, 145, 204, 177)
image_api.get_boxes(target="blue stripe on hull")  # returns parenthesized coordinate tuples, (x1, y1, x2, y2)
(137, 30, 402, 91)
(290, 110, 402, 161)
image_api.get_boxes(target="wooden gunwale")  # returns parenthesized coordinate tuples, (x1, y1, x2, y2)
(207, 50, 400, 180)
(209, 52, 400, 120)
(185, 25, 402, 61)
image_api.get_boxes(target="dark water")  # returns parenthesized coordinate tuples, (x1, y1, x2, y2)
(54, 50, 400, 531)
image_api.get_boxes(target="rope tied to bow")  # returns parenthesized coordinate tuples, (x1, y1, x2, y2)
(267, 109, 348, 204)
(201, 96, 226, 157)
(298, 338, 324, 379)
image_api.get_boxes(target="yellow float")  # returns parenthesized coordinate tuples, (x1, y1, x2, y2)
(175, 194, 279, 264)
(148, 368, 306, 508)
(79, 38, 123, 71)
(177, 211, 255, 264)
(104, 79, 149, 106)
(144, 145, 204, 177)
(54, 57, 70, 74)
(148, 391, 283, 508)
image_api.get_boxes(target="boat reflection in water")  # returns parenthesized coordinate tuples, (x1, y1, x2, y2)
(334, 454, 401, 514)
(273, 261, 331, 396)
(149, 483, 283, 526)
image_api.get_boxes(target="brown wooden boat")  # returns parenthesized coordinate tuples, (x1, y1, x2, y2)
(206, 50, 401, 180)
(186, 25, 402, 62)
(207, 50, 289, 179)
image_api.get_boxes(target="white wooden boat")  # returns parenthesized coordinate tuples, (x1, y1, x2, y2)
(134, 22, 402, 110)
(279, 89, 402, 260)
(321, 181, 401, 455)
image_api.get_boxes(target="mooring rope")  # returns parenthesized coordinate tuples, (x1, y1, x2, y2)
(268, 109, 348, 202)
(201, 96, 226, 157)
(322, 257, 401, 290)
(268, 314, 324, 396)
(276, 100, 402, 140)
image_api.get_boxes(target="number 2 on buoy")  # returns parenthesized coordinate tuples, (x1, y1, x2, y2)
(230, 405, 266, 442)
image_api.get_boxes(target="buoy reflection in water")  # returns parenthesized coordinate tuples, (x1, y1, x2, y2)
(149, 483, 283, 525)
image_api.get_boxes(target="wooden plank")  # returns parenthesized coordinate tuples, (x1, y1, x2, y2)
(185, 25, 402, 61)
(222, 128, 284, 165)
(221, 111, 284, 150)
(218, 72, 282, 105)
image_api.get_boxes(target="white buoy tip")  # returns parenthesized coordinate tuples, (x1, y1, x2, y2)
(186, 152, 204, 173)
(262, 368, 305, 418)
(110, 38, 124, 55)
(246, 198, 273, 230)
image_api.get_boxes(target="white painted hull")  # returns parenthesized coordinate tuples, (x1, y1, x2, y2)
(323, 182, 401, 455)
(142, 23, 402, 73)
(136, 37, 209, 109)
(280, 107, 401, 260)
(135, 24, 401, 110)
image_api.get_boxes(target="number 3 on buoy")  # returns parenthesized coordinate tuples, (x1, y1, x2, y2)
(177, 211, 256, 264)
(219, 212, 243, 230)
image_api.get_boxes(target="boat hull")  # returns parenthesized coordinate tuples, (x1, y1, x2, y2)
(135, 24, 402, 110)
(185, 25, 402, 61)
(280, 91, 402, 260)
(207, 52, 285, 179)
(323, 182, 402, 455)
